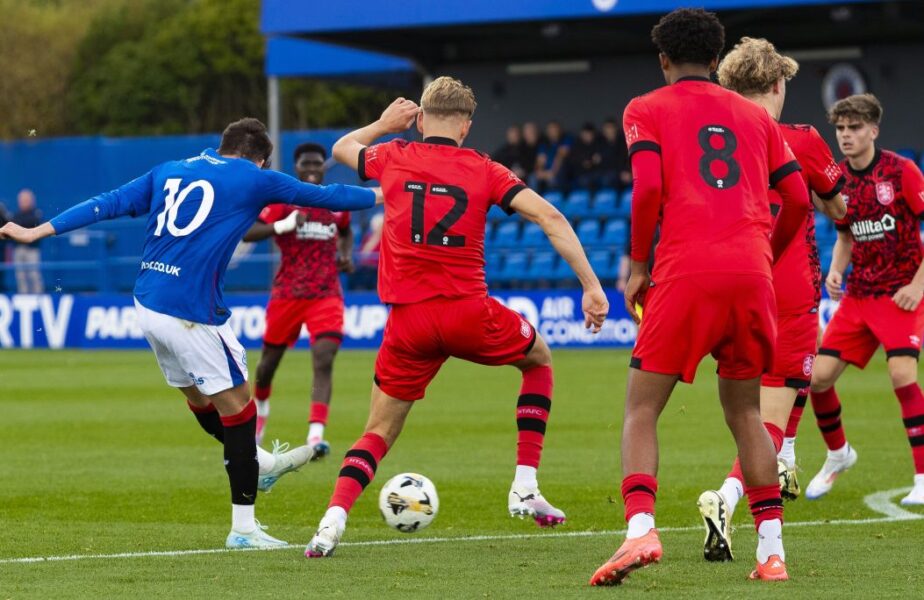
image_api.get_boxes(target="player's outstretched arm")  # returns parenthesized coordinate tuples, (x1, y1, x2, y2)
(260, 170, 376, 213)
(508, 188, 608, 332)
(332, 98, 420, 172)
(0, 172, 155, 243)
(0, 221, 56, 244)
(825, 230, 853, 301)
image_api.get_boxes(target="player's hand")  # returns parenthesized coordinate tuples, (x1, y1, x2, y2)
(825, 270, 844, 301)
(624, 272, 650, 325)
(893, 283, 924, 312)
(0, 222, 38, 244)
(273, 210, 300, 235)
(581, 286, 609, 333)
(378, 98, 419, 134)
(338, 254, 356, 274)
(372, 187, 385, 205)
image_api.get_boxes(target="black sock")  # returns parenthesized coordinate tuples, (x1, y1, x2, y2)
(220, 402, 258, 505)
(187, 401, 224, 442)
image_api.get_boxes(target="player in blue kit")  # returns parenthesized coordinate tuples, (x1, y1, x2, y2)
(0, 118, 378, 549)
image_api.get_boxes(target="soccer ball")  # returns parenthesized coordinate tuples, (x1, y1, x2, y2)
(378, 473, 439, 533)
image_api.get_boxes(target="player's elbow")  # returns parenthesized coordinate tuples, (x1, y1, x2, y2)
(331, 138, 354, 166)
(534, 204, 569, 233)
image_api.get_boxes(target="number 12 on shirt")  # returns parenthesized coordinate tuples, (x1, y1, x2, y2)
(405, 181, 469, 247)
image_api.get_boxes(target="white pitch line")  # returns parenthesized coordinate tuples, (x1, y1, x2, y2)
(2, 488, 920, 566)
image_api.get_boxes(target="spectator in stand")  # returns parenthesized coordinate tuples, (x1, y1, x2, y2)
(354, 211, 384, 291)
(531, 121, 572, 192)
(598, 118, 633, 191)
(568, 122, 603, 191)
(521, 121, 541, 179)
(493, 125, 529, 180)
(12, 189, 44, 294)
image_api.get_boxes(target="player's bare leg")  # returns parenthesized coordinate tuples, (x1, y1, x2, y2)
(307, 338, 340, 458)
(716, 377, 787, 580)
(306, 385, 413, 557)
(253, 343, 287, 444)
(702, 384, 797, 563)
(508, 335, 565, 527)
(886, 356, 924, 504)
(590, 369, 676, 586)
(806, 355, 856, 499)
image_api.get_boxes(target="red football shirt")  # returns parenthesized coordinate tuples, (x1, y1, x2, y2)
(258, 204, 351, 299)
(836, 149, 924, 298)
(771, 124, 846, 314)
(623, 77, 801, 284)
(359, 137, 525, 304)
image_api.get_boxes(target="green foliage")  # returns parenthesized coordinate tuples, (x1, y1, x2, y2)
(0, 0, 408, 139)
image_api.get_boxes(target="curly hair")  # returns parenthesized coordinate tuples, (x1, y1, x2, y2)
(718, 37, 799, 96)
(828, 93, 883, 125)
(651, 8, 725, 67)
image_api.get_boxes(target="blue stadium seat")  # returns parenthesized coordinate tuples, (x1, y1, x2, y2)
(601, 219, 628, 248)
(493, 220, 521, 248)
(561, 189, 591, 218)
(589, 249, 617, 279)
(487, 204, 508, 224)
(577, 220, 601, 247)
(544, 190, 564, 206)
(616, 188, 633, 217)
(497, 251, 528, 282)
(485, 251, 503, 283)
(525, 252, 557, 281)
(553, 255, 575, 281)
(520, 222, 549, 248)
(593, 189, 619, 217)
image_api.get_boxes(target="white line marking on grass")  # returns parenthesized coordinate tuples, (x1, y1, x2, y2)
(2, 488, 920, 565)
(862, 487, 920, 520)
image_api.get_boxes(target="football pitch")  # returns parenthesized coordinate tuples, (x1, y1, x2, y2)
(1, 349, 922, 598)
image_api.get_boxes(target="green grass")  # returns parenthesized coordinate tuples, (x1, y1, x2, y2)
(1, 349, 922, 598)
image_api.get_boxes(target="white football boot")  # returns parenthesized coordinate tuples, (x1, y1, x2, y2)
(226, 522, 288, 549)
(305, 515, 346, 558)
(697, 490, 734, 562)
(805, 444, 858, 500)
(508, 483, 566, 527)
(900, 474, 924, 506)
(258, 440, 314, 493)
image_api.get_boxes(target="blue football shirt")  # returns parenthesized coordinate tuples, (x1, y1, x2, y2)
(50, 149, 376, 324)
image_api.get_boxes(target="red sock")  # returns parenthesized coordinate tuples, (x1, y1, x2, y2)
(811, 387, 847, 450)
(254, 385, 271, 402)
(309, 401, 329, 425)
(621, 473, 657, 521)
(329, 433, 389, 512)
(895, 383, 924, 474)
(516, 365, 553, 469)
(747, 483, 783, 530)
(785, 389, 808, 438)
(727, 422, 785, 483)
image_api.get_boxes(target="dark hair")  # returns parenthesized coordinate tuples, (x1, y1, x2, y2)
(828, 93, 883, 126)
(651, 8, 725, 67)
(581, 122, 596, 132)
(293, 142, 327, 162)
(218, 118, 273, 164)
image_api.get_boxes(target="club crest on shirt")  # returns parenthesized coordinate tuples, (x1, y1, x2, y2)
(802, 355, 814, 377)
(519, 319, 532, 338)
(876, 181, 895, 206)
(910, 335, 921, 348)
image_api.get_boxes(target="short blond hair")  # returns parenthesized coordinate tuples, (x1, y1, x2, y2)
(828, 93, 882, 125)
(718, 37, 799, 96)
(420, 76, 476, 119)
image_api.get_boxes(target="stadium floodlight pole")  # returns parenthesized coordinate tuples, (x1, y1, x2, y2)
(267, 75, 281, 171)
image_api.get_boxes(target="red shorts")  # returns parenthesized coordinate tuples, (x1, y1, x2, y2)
(761, 311, 818, 389)
(632, 274, 776, 383)
(374, 295, 536, 400)
(263, 296, 345, 347)
(819, 295, 924, 368)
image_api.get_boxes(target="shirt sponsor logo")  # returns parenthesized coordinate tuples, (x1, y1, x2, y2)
(876, 181, 895, 206)
(141, 260, 182, 277)
(850, 214, 896, 242)
(295, 221, 338, 241)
